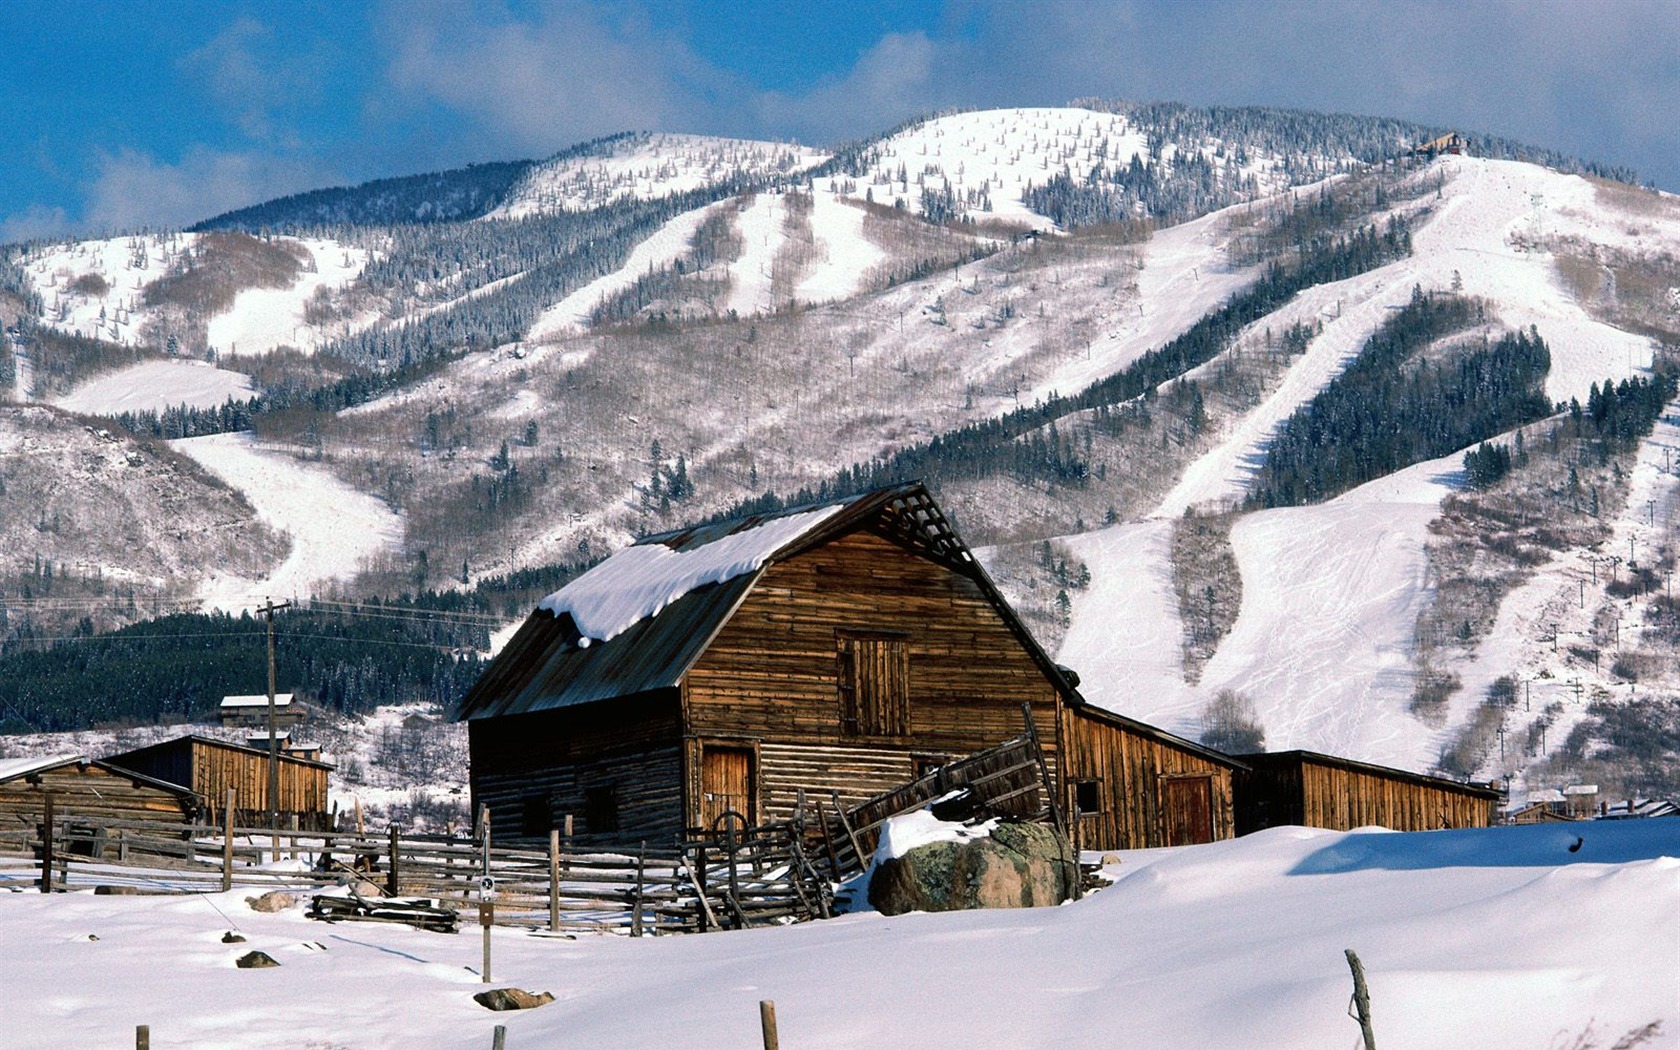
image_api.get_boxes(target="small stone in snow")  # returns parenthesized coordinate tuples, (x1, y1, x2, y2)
(222, 931, 247, 943)
(236, 950, 280, 969)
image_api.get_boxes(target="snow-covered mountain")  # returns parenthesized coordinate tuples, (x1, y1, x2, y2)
(4, 101, 1679, 803)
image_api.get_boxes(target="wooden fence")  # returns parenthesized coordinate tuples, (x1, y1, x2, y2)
(0, 730, 1056, 936)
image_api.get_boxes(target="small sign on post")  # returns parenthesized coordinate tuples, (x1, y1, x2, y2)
(479, 876, 496, 984)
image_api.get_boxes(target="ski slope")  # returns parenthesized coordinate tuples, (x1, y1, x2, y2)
(1062, 155, 1680, 769)
(51, 359, 254, 415)
(0, 819, 1673, 1049)
(204, 238, 372, 356)
(173, 432, 403, 607)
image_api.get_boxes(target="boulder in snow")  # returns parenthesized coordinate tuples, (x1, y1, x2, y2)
(868, 819, 1076, 915)
(246, 891, 297, 913)
(235, 950, 280, 969)
(474, 988, 556, 1011)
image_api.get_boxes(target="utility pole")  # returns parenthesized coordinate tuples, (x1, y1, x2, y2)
(261, 598, 292, 859)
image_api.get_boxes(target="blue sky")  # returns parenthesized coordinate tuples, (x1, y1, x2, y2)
(3, 0, 1676, 241)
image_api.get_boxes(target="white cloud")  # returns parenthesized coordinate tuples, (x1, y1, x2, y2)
(82, 146, 336, 232)
(1, 204, 73, 246)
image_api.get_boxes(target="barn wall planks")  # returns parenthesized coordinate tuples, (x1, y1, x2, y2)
(1058, 707, 1237, 851)
(469, 693, 686, 848)
(1233, 752, 1498, 834)
(682, 530, 1063, 826)
(105, 739, 331, 831)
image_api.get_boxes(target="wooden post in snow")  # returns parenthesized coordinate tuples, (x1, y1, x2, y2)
(135, 1025, 150, 1050)
(759, 1000, 780, 1050)
(490, 1025, 506, 1050)
(40, 791, 54, 893)
(387, 824, 401, 897)
(1345, 949, 1376, 1050)
(222, 788, 236, 892)
(548, 828, 560, 932)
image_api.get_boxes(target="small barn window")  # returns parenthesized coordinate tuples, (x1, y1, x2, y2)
(837, 630, 911, 737)
(584, 785, 619, 834)
(521, 794, 552, 835)
(1073, 779, 1102, 816)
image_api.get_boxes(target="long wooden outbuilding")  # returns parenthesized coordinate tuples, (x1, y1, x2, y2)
(1233, 749, 1502, 834)
(0, 754, 198, 841)
(103, 735, 333, 831)
(456, 482, 1240, 852)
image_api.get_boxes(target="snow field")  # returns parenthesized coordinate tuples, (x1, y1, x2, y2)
(21, 232, 188, 346)
(172, 432, 403, 608)
(0, 820, 1673, 1049)
(721, 193, 783, 318)
(204, 238, 372, 357)
(794, 192, 884, 305)
(51, 358, 254, 415)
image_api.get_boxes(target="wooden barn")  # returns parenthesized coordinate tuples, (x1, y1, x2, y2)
(1233, 750, 1502, 835)
(456, 483, 1234, 852)
(0, 755, 197, 842)
(1060, 703, 1244, 850)
(103, 735, 333, 831)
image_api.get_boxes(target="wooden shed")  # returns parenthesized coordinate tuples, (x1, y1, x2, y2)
(1060, 704, 1245, 850)
(103, 735, 333, 831)
(1233, 750, 1502, 835)
(0, 754, 197, 841)
(218, 693, 303, 728)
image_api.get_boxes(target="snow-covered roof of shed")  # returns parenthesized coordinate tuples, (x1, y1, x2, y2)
(0, 754, 83, 781)
(220, 693, 294, 708)
(538, 504, 845, 642)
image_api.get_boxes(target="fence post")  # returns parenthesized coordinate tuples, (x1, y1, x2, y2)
(1345, 949, 1376, 1050)
(548, 828, 560, 933)
(387, 824, 400, 897)
(136, 1025, 149, 1050)
(759, 1000, 779, 1050)
(631, 841, 646, 937)
(491, 1024, 506, 1050)
(40, 792, 54, 893)
(222, 788, 236, 892)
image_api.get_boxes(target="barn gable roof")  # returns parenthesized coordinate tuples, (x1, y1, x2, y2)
(454, 482, 1080, 722)
(0, 753, 200, 800)
(1068, 703, 1248, 770)
(104, 734, 335, 772)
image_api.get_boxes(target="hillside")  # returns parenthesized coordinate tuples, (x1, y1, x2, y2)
(3, 102, 1679, 804)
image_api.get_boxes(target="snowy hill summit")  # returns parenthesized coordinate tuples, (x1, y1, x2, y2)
(3, 100, 1679, 807)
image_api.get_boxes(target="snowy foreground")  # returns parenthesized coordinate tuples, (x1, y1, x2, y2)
(2, 820, 1674, 1050)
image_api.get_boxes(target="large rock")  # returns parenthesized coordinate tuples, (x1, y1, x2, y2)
(474, 988, 555, 1011)
(867, 820, 1077, 916)
(235, 950, 280, 969)
(246, 891, 296, 913)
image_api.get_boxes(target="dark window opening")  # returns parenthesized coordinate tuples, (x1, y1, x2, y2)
(584, 785, 619, 834)
(838, 630, 911, 737)
(521, 793, 552, 835)
(1074, 779, 1102, 816)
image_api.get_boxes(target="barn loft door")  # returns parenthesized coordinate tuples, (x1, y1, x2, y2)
(837, 631, 911, 737)
(1161, 776, 1215, 846)
(700, 745, 756, 830)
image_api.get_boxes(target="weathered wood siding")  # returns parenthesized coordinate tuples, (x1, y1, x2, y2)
(1234, 754, 1497, 834)
(681, 530, 1062, 831)
(1059, 707, 1236, 851)
(469, 693, 685, 848)
(106, 739, 331, 830)
(0, 764, 192, 835)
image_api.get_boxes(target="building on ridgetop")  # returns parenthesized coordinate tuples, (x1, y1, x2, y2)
(454, 482, 1242, 852)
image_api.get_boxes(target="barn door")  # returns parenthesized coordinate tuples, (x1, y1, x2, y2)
(1161, 776, 1215, 846)
(700, 745, 756, 830)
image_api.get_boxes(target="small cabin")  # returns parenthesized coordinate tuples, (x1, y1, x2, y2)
(1562, 783, 1599, 818)
(1411, 131, 1467, 157)
(103, 735, 333, 831)
(457, 482, 1234, 853)
(1234, 750, 1502, 834)
(218, 693, 303, 728)
(0, 755, 197, 848)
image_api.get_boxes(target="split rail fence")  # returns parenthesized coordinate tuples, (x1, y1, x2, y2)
(0, 727, 1057, 937)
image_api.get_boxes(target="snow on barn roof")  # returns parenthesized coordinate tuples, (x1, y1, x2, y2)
(537, 503, 846, 643)
(219, 693, 294, 708)
(455, 482, 1079, 722)
(0, 753, 84, 782)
